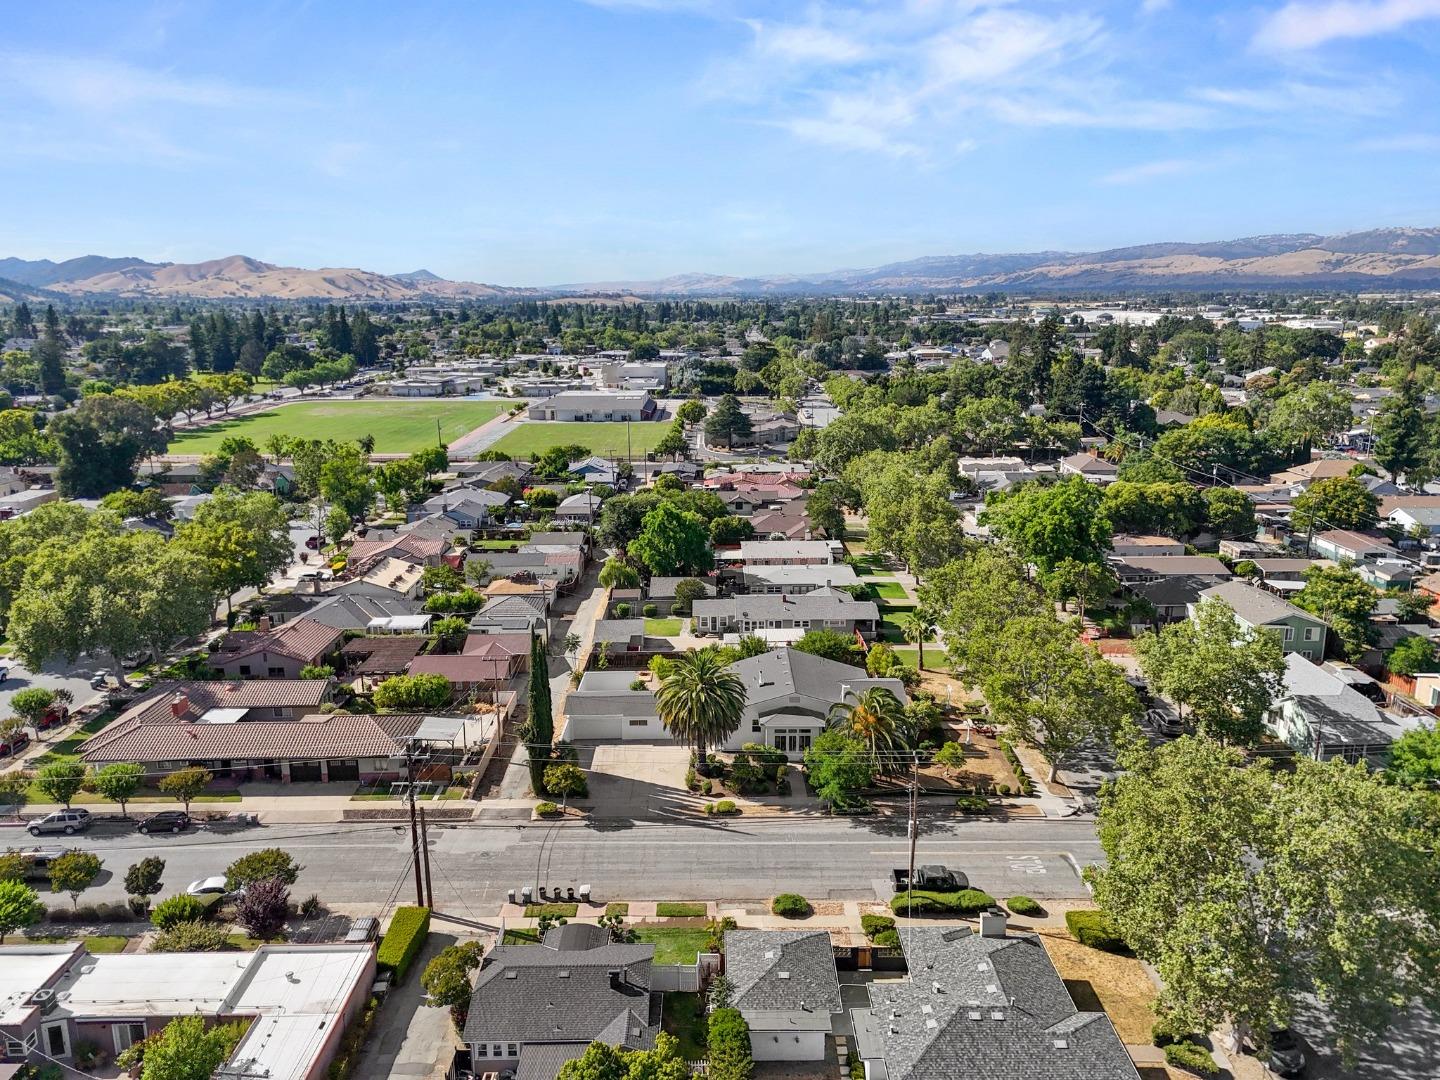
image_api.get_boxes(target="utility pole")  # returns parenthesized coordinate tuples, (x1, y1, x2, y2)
(906, 753, 919, 950)
(404, 744, 425, 907)
(419, 804, 435, 908)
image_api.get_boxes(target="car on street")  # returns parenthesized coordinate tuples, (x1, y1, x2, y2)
(137, 810, 191, 835)
(27, 809, 92, 836)
(1268, 1029, 1306, 1076)
(891, 864, 965, 892)
(6, 846, 68, 880)
(0, 664, 8, 683)
(305, 535, 321, 549)
(186, 875, 244, 909)
(35, 703, 70, 731)
(0, 730, 30, 758)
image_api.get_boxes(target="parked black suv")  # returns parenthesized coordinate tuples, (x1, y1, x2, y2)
(137, 810, 191, 835)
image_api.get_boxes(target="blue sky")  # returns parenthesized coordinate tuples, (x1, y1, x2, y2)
(2, 0, 1439, 284)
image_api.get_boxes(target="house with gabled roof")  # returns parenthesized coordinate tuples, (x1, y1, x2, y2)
(851, 920, 1141, 1080)
(723, 930, 842, 1061)
(211, 617, 344, 679)
(462, 923, 660, 1080)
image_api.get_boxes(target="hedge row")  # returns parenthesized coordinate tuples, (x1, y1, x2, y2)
(377, 906, 431, 981)
(1065, 909, 1127, 953)
(996, 739, 1036, 796)
(1164, 1041, 1219, 1077)
(889, 888, 994, 916)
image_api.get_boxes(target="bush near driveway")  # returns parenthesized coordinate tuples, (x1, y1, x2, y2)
(861, 913, 895, 938)
(1065, 909, 1128, 953)
(151, 894, 206, 929)
(1006, 895, 1044, 916)
(377, 905, 430, 981)
(1164, 1041, 1219, 1077)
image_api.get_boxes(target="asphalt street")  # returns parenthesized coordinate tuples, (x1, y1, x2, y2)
(16, 817, 1102, 912)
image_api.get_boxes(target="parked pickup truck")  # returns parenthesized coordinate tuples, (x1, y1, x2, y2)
(891, 865, 963, 893)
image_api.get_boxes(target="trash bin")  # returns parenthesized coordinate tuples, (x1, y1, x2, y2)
(566, 887, 575, 901)
(507, 889, 516, 904)
(521, 886, 532, 904)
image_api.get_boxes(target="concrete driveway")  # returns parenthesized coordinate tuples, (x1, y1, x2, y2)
(574, 743, 693, 818)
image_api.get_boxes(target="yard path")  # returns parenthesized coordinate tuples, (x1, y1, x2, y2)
(448, 404, 529, 458)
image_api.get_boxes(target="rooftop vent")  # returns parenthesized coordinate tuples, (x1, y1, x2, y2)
(925, 1019, 939, 1031)
(504, 971, 517, 980)
(968, 1010, 983, 1021)
(778, 972, 791, 980)
(1053, 1039, 1069, 1049)
(557, 971, 570, 979)
(990, 1011, 1005, 1021)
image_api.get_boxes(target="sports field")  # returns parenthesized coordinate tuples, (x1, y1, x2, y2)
(168, 400, 510, 454)
(489, 421, 675, 458)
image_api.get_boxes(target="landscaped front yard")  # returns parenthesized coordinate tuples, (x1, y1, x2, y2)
(1038, 928, 1157, 1043)
(644, 617, 683, 636)
(633, 926, 711, 964)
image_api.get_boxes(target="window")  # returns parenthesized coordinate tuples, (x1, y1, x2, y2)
(507, 1044, 519, 1057)
(628, 718, 649, 727)
(273, 707, 288, 717)
(1304, 627, 1319, 641)
(114, 1023, 146, 1053)
(239, 665, 252, 676)
(267, 666, 286, 678)
(492, 1043, 505, 1058)
(1282, 626, 1295, 642)
(476, 1045, 489, 1058)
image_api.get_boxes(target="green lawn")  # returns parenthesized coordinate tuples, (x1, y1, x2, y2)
(23, 782, 241, 806)
(490, 421, 675, 458)
(870, 582, 910, 601)
(525, 903, 578, 918)
(892, 646, 951, 672)
(503, 928, 541, 944)
(654, 902, 707, 918)
(662, 992, 708, 1060)
(644, 617, 683, 636)
(24, 933, 129, 953)
(633, 927, 712, 964)
(168, 399, 510, 455)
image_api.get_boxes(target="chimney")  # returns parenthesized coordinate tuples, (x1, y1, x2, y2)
(608, 969, 625, 992)
(170, 693, 191, 720)
(255, 615, 272, 632)
(980, 912, 1007, 939)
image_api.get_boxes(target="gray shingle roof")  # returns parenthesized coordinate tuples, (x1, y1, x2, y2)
(463, 936, 658, 1048)
(694, 592, 879, 622)
(728, 648, 908, 707)
(1198, 580, 1324, 626)
(858, 927, 1139, 1080)
(724, 930, 842, 1017)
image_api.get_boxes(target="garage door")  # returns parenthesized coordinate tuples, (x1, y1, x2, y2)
(327, 759, 360, 782)
(290, 762, 322, 782)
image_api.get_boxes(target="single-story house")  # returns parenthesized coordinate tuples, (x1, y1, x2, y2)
(1249, 557, 1333, 582)
(1109, 535, 1186, 558)
(1310, 529, 1397, 565)
(645, 576, 716, 615)
(462, 923, 660, 1079)
(724, 930, 842, 1062)
(851, 920, 1140, 1080)
(1127, 576, 1215, 626)
(211, 617, 344, 679)
(1270, 458, 1363, 486)
(303, 594, 427, 632)
(567, 455, 619, 485)
(693, 590, 880, 639)
(740, 563, 860, 594)
(469, 594, 550, 635)
(347, 532, 447, 572)
(749, 509, 812, 541)
(437, 493, 513, 530)
(0, 942, 375, 1078)
(462, 633, 531, 672)
(340, 636, 426, 688)
(1193, 581, 1328, 660)
(407, 652, 517, 692)
(554, 491, 602, 525)
(1110, 556, 1232, 584)
(735, 540, 836, 567)
(1058, 452, 1120, 483)
(1270, 654, 1420, 765)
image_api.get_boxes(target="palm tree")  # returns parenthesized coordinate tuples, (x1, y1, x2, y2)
(656, 649, 747, 774)
(900, 611, 934, 671)
(827, 687, 909, 768)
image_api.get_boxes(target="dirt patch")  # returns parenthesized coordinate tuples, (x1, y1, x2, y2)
(808, 899, 846, 916)
(1037, 928, 1159, 1044)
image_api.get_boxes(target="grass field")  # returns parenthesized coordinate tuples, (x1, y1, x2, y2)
(490, 421, 675, 458)
(870, 581, 911, 601)
(168, 400, 510, 455)
(892, 646, 951, 672)
(633, 926, 711, 964)
(644, 617, 683, 636)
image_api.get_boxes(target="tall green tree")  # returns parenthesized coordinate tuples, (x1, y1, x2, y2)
(919, 550, 1046, 683)
(704, 394, 753, 449)
(982, 476, 1111, 575)
(0, 878, 44, 943)
(524, 633, 554, 793)
(1090, 738, 1440, 1062)
(628, 502, 712, 576)
(173, 489, 293, 614)
(49, 394, 166, 497)
(656, 648, 747, 770)
(826, 686, 909, 768)
(1372, 373, 1425, 480)
(982, 614, 1141, 782)
(93, 762, 144, 816)
(138, 1016, 250, 1080)
(1290, 476, 1380, 533)
(1294, 564, 1376, 659)
(1135, 599, 1285, 746)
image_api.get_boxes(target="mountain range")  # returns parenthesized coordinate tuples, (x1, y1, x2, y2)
(3, 227, 1440, 302)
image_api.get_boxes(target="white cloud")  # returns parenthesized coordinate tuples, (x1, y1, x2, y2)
(1098, 158, 1200, 185)
(0, 52, 302, 112)
(1141, 0, 1172, 12)
(744, 20, 871, 63)
(1253, 0, 1440, 51)
(1355, 132, 1440, 151)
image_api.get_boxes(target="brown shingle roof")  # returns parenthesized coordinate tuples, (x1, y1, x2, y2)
(80, 712, 418, 764)
(214, 618, 343, 665)
(407, 654, 512, 683)
(341, 636, 426, 674)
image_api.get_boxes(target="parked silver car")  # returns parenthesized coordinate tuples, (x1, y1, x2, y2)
(27, 809, 93, 836)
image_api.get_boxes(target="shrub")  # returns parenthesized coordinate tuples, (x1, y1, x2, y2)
(535, 801, 559, 816)
(235, 878, 290, 939)
(149, 921, 232, 952)
(151, 894, 205, 929)
(1152, 1016, 1196, 1048)
(1164, 1041, 1219, 1077)
(955, 795, 990, 814)
(377, 906, 431, 981)
(707, 1007, 753, 1080)
(1006, 895, 1044, 917)
(771, 893, 811, 918)
(629, 677, 647, 691)
(1066, 909, 1127, 953)
(713, 799, 738, 815)
(861, 914, 895, 938)
(874, 928, 901, 948)
(890, 888, 994, 916)
(613, 602, 632, 618)
(642, 603, 658, 617)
